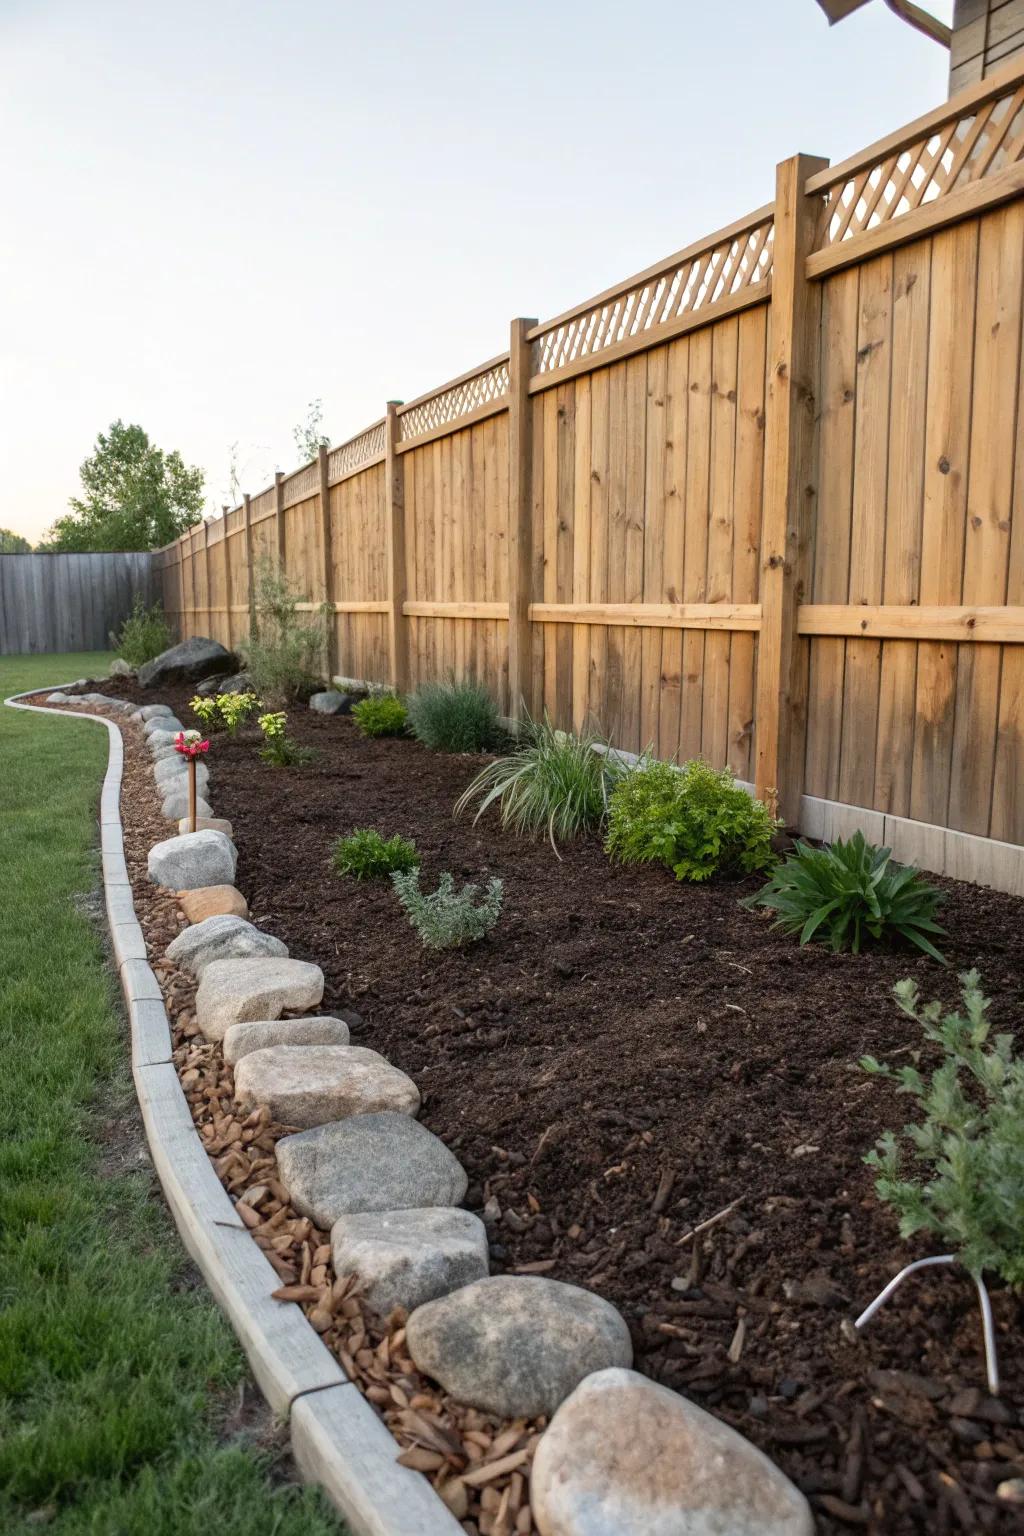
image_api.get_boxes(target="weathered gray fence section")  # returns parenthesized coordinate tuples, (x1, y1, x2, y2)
(0, 552, 156, 655)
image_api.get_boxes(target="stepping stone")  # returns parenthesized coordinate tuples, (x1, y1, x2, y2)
(139, 704, 175, 720)
(276, 1112, 467, 1228)
(177, 816, 232, 836)
(148, 830, 237, 891)
(178, 884, 248, 922)
(161, 790, 213, 821)
(332, 1207, 489, 1317)
(234, 1044, 419, 1129)
(137, 635, 234, 689)
(154, 755, 210, 791)
(406, 1276, 633, 1419)
(223, 1014, 353, 1066)
(195, 957, 323, 1041)
(531, 1368, 813, 1536)
(165, 914, 287, 978)
(309, 690, 354, 715)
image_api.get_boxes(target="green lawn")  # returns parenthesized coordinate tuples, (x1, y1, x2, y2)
(0, 654, 342, 1535)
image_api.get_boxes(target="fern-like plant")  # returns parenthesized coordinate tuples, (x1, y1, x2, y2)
(351, 694, 408, 738)
(406, 679, 503, 753)
(862, 973, 1024, 1286)
(391, 868, 503, 950)
(605, 757, 777, 882)
(743, 832, 946, 961)
(332, 829, 419, 880)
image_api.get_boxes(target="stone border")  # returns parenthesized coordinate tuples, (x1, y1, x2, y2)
(4, 686, 463, 1536)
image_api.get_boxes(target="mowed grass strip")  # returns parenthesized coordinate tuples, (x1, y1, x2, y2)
(0, 654, 343, 1535)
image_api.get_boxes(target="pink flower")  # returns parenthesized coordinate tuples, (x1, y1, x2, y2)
(174, 731, 211, 758)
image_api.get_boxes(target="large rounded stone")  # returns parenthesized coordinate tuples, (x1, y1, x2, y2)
(223, 1014, 353, 1066)
(137, 636, 235, 689)
(531, 1368, 813, 1536)
(161, 790, 214, 821)
(276, 1112, 467, 1228)
(178, 884, 248, 922)
(332, 1208, 489, 1317)
(143, 716, 184, 739)
(138, 704, 175, 721)
(234, 1044, 419, 1129)
(195, 957, 324, 1041)
(406, 1277, 632, 1418)
(165, 914, 288, 978)
(309, 690, 354, 715)
(177, 816, 233, 836)
(148, 830, 237, 891)
(148, 729, 186, 751)
(153, 755, 210, 791)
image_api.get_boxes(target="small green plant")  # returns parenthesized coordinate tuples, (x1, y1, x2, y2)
(352, 694, 408, 738)
(113, 595, 172, 667)
(332, 828, 419, 880)
(218, 689, 261, 734)
(405, 678, 503, 754)
(743, 832, 946, 961)
(190, 693, 222, 730)
(455, 714, 619, 852)
(257, 710, 314, 767)
(391, 868, 504, 950)
(245, 560, 328, 704)
(605, 756, 777, 882)
(861, 972, 1024, 1286)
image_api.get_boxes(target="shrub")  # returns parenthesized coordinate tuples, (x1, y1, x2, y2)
(333, 829, 419, 880)
(257, 710, 314, 767)
(351, 694, 408, 738)
(405, 679, 503, 754)
(455, 714, 619, 852)
(245, 561, 327, 704)
(743, 832, 946, 961)
(391, 868, 503, 950)
(605, 757, 777, 882)
(190, 690, 261, 735)
(113, 595, 172, 666)
(861, 972, 1024, 1286)
(190, 694, 222, 730)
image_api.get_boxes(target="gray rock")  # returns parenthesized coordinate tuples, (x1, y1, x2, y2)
(276, 1112, 467, 1228)
(153, 755, 209, 791)
(223, 1014, 353, 1066)
(217, 670, 254, 695)
(45, 692, 70, 703)
(106, 658, 134, 677)
(143, 715, 183, 737)
(151, 743, 184, 764)
(406, 1277, 633, 1418)
(165, 914, 288, 978)
(139, 704, 175, 720)
(148, 729, 186, 751)
(531, 1368, 813, 1536)
(137, 635, 235, 690)
(309, 690, 355, 715)
(332, 1208, 489, 1317)
(161, 790, 213, 821)
(176, 816, 233, 836)
(194, 957, 324, 1041)
(194, 674, 224, 696)
(148, 830, 237, 891)
(234, 1043, 419, 1129)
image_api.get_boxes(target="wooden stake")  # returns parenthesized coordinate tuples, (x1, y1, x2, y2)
(508, 316, 538, 723)
(188, 757, 197, 834)
(384, 401, 409, 692)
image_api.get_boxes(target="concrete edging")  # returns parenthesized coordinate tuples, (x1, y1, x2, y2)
(4, 685, 463, 1536)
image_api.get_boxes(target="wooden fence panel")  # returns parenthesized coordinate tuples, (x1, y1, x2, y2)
(0, 552, 156, 655)
(329, 461, 390, 685)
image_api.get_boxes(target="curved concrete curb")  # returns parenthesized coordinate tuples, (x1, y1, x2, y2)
(5, 687, 463, 1536)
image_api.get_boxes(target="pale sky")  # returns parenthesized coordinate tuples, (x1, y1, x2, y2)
(1, 0, 954, 544)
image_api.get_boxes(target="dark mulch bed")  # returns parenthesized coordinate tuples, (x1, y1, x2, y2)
(93, 677, 1024, 1532)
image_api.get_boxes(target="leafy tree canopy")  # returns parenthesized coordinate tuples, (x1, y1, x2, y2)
(42, 421, 205, 552)
(0, 528, 32, 553)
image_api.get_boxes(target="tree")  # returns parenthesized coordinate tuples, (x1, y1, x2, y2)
(42, 421, 205, 551)
(0, 528, 32, 553)
(292, 399, 331, 464)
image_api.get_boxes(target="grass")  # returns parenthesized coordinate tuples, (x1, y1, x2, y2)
(0, 654, 342, 1535)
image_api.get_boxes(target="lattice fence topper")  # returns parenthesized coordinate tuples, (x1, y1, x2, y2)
(531, 215, 775, 378)
(816, 79, 1024, 249)
(249, 486, 276, 520)
(327, 419, 387, 481)
(398, 359, 510, 442)
(282, 461, 319, 507)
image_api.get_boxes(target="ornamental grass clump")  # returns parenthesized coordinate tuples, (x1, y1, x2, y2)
(605, 757, 777, 882)
(861, 972, 1024, 1286)
(744, 831, 946, 961)
(391, 868, 503, 950)
(332, 829, 419, 880)
(455, 714, 618, 853)
(351, 694, 408, 738)
(257, 710, 314, 767)
(405, 678, 503, 754)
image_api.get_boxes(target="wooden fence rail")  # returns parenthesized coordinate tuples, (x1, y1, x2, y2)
(157, 56, 1024, 894)
(1, 552, 156, 655)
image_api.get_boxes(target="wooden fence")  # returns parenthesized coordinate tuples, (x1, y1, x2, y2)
(1, 552, 156, 656)
(158, 56, 1024, 891)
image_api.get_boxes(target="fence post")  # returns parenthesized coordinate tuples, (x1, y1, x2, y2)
(274, 470, 286, 571)
(755, 153, 828, 826)
(202, 518, 211, 640)
(243, 492, 255, 642)
(318, 443, 335, 679)
(220, 506, 231, 651)
(507, 316, 538, 723)
(384, 402, 409, 692)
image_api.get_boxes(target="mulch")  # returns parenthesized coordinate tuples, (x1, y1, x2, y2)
(57, 676, 1024, 1533)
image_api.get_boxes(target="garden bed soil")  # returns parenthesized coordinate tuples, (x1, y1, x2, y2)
(75, 678, 1024, 1533)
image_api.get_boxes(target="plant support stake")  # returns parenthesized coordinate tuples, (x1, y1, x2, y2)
(188, 756, 197, 834)
(855, 1254, 1000, 1397)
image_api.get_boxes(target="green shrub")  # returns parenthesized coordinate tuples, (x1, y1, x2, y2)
(352, 694, 408, 738)
(391, 868, 503, 950)
(743, 831, 946, 961)
(605, 757, 777, 882)
(244, 561, 327, 704)
(861, 972, 1024, 1285)
(113, 596, 172, 666)
(405, 678, 503, 753)
(189, 690, 261, 735)
(455, 714, 619, 851)
(333, 829, 419, 880)
(257, 710, 314, 767)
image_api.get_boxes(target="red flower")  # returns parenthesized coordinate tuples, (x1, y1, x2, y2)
(174, 731, 211, 758)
